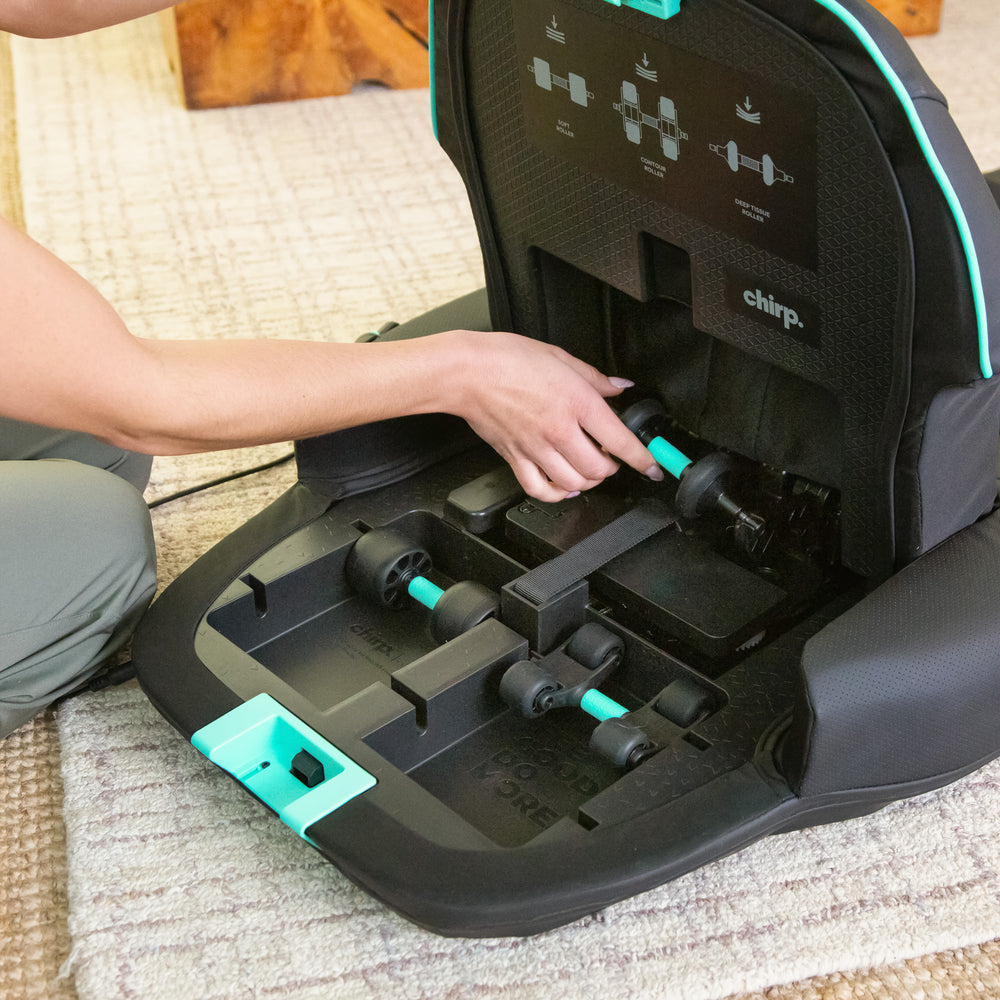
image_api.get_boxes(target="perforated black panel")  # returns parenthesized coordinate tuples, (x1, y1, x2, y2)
(448, 0, 912, 577)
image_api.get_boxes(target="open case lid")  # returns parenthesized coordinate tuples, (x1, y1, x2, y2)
(431, 0, 1000, 578)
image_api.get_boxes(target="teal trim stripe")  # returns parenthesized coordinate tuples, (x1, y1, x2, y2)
(429, 0, 438, 140)
(812, 0, 992, 379)
(602, 0, 682, 18)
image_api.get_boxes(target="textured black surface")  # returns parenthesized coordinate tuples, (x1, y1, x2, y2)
(795, 508, 1000, 796)
(454, 0, 909, 577)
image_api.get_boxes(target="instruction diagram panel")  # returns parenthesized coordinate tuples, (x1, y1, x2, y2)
(513, 0, 818, 269)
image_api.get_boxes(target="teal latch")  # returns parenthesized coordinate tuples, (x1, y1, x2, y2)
(192, 694, 376, 845)
(603, 0, 682, 19)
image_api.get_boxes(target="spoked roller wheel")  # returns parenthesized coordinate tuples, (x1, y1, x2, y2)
(346, 527, 499, 641)
(345, 528, 432, 607)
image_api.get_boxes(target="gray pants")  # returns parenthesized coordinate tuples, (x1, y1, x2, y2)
(0, 421, 156, 739)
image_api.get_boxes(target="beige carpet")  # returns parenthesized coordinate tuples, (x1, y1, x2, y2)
(0, 31, 77, 1000)
(4, 5, 1000, 999)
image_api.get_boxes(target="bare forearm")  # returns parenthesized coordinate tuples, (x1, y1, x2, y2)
(0, 223, 469, 451)
(0, 0, 175, 37)
(2, 217, 657, 501)
(113, 334, 473, 455)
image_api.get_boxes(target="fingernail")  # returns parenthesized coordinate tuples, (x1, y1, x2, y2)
(645, 464, 664, 482)
(565, 491, 581, 499)
(609, 377, 634, 389)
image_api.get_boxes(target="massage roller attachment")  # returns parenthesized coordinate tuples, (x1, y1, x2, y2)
(345, 528, 499, 643)
(622, 398, 767, 552)
(499, 623, 656, 770)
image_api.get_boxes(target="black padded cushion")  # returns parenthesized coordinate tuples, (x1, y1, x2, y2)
(755, 0, 1000, 561)
(787, 507, 1000, 796)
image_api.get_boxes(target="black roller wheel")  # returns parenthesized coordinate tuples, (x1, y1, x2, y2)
(654, 677, 715, 728)
(675, 452, 736, 519)
(564, 623, 623, 672)
(345, 528, 432, 607)
(620, 398, 666, 443)
(589, 718, 654, 769)
(431, 580, 499, 643)
(499, 661, 559, 718)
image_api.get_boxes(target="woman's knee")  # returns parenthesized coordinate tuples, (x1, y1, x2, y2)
(75, 462, 157, 592)
(0, 461, 156, 738)
(0, 418, 153, 492)
(2, 460, 155, 596)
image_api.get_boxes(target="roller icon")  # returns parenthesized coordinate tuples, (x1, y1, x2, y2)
(529, 57, 593, 108)
(614, 80, 688, 161)
(710, 139, 794, 186)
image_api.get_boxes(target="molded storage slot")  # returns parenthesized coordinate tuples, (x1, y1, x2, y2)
(207, 533, 434, 711)
(362, 618, 530, 772)
(242, 601, 435, 711)
(642, 233, 692, 306)
(409, 709, 624, 848)
(506, 498, 788, 664)
(207, 510, 529, 712)
(363, 617, 710, 848)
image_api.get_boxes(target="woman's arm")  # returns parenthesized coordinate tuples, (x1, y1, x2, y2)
(0, 0, 175, 37)
(0, 218, 659, 501)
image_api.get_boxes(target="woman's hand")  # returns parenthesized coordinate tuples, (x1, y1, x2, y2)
(440, 330, 663, 502)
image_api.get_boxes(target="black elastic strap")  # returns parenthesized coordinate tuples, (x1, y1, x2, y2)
(512, 504, 676, 605)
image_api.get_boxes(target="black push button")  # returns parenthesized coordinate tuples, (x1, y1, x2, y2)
(290, 749, 325, 788)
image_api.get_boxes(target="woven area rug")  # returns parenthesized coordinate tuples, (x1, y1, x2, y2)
(0, 30, 77, 1000)
(52, 690, 1000, 1000)
(6, 7, 1000, 1000)
(0, 711, 76, 1000)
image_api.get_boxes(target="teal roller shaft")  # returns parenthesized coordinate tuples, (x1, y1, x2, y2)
(580, 689, 628, 722)
(648, 436, 693, 480)
(407, 576, 445, 610)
